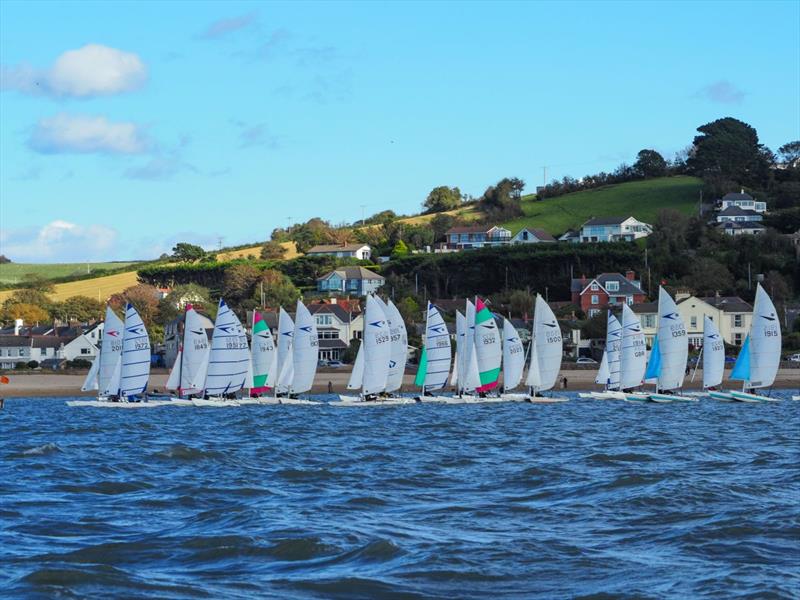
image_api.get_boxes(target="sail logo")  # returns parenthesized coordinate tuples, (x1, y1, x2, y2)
(300, 326, 313, 333)
(760, 313, 776, 321)
(507, 336, 519, 343)
(610, 329, 621, 337)
(126, 326, 144, 335)
(388, 360, 397, 368)
(218, 325, 235, 333)
(106, 329, 120, 337)
(282, 330, 293, 337)
(191, 328, 205, 336)
(430, 325, 445, 334)
(369, 320, 386, 328)
(662, 311, 679, 320)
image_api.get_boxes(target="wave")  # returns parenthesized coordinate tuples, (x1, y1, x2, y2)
(11, 442, 62, 457)
(151, 444, 223, 461)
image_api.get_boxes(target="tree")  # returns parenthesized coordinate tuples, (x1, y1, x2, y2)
(647, 209, 691, 279)
(288, 218, 337, 253)
(681, 258, 734, 296)
(19, 274, 54, 292)
(1, 302, 49, 323)
(509, 289, 534, 317)
(430, 213, 455, 242)
(223, 263, 261, 307)
(2, 288, 53, 314)
(171, 242, 206, 262)
(260, 241, 288, 260)
(363, 210, 397, 225)
(396, 296, 421, 325)
(686, 117, 772, 186)
(777, 140, 800, 166)
(581, 311, 607, 340)
(0, 255, 10, 263)
(478, 177, 525, 218)
(634, 149, 667, 178)
(391, 240, 410, 259)
(108, 284, 161, 328)
(252, 269, 300, 309)
(157, 284, 215, 323)
(52, 296, 104, 323)
(423, 186, 462, 213)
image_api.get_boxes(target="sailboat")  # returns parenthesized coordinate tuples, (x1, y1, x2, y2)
(588, 311, 625, 400)
(193, 299, 249, 406)
(273, 307, 295, 398)
(69, 306, 125, 407)
(414, 302, 452, 402)
(472, 297, 502, 398)
(246, 310, 277, 400)
(377, 296, 409, 397)
(729, 283, 782, 402)
(164, 304, 210, 406)
(498, 318, 529, 401)
(579, 352, 611, 398)
(523, 295, 567, 402)
(644, 287, 695, 402)
(693, 315, 730, 401)
(618, 304, 648, 399)
(282, 300, 322, 404)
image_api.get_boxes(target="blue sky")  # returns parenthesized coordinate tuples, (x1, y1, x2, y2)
(1, 0, 798, 262)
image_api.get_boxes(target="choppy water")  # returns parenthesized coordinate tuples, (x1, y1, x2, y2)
(2, 393, 799, 599)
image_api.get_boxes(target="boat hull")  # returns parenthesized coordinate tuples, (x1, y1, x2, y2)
(624, 393, 651, 402)
(730, 390, 780, 403)
(649, 392, 698, 403)
(587, 391, 627, 400)
(708, 391, 735, 401)
(191, 397, 240, 407)
(66, 399, 170, 408)
(331, 395, 416, 407)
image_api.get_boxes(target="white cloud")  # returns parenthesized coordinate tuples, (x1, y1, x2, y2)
(29, 113, 148, 154)
(1, 44, 147, 98)
(695, 80, 745, 105)
(0, 220, 118, 262)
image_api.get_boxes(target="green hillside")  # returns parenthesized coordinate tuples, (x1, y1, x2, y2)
(0, 261, 142, 285)
(501, 176, 702, 235)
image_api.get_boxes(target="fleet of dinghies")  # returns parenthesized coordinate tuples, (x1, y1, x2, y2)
(68, 284, 790, 408)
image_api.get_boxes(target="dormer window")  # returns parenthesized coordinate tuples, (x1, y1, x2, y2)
(606, 281, 619, 292)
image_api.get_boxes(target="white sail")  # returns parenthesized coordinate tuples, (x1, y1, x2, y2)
(525, 338, 542, 388)
(619, 304, 647, 390)
(465, 300, 476, 385)
(379, 297, 407, 393)
(169, 305, 211, 395)
(81, 353, 100, 391)
(594, 352, 610, 385)
(290, 300, 319, 394)
(748, 283, 781, 389)
(275, 307, 294, 393)
(502, 318, 525, 391)
(204, 299, 249, 395)
(346, 342, 365, 390)
(97, 305, 124, 396)
(452, 311, 465, 388)
(606, 312, 622, 390)
(165, 349, 181, 390)
(455, 309, 480, 393)
(530, 295, 562, 392)
(119, 303, 151, 397)
(702, 315, 725, 389)
(423, 302, 451, 391)
(656, 287, 688, 391)
(361, 295, 391, 395)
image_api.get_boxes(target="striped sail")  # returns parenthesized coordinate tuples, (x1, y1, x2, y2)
(422, 302, 451, 391)
(383, 299, 408, 393)
(119, 303, 151, 397)
(275, 307, 294, 394)
(250, 311, 276, 393)
(655, 287, 688, 391)
(748, 283, 781, 389)
(290, 300, 319, 394)
(501, 318, 525, 391)
(362, 295, 391, 395)
(605, 312, 622, 390)
(702, 315, 725, 389)
(528, 295, 562, 392)
(474, 298, 501, 392)
(204, 299, 249, 395)
(619, 304, 647, 390)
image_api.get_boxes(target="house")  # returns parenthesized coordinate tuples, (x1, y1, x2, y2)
(510, 227, 556, 244)
(715, 221, 766, 236)
(306, 244, 372, 260)
(719, 191, 767, 213)
(558, 230, 580, 243)
(163, 312, 214, 368)
(570, 271, 647, 317)
(715, 206, 764, 223)
(316, 266, 385, 296)
(444, 225, 512, 250)
(632, 294, 752, 347)
(579, 216, 652, 243)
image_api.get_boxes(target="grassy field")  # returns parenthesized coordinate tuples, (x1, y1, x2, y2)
(0, 271, 142, 304)
(0, 261, 141, 285)
(216, 241, 299, 261)
(500, 176, 702, 235)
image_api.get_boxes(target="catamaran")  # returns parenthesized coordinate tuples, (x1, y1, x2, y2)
(729, 283, 782, 402)
(522, 295, 567, 402)
(498, 317, 527, 401)
(280, 300, 322, 404)
(578, 351, 611, 398)
(587, 311, 625, 400)
(272, 307, 295, 400)
(472, 298, 503, 400)
(69, 306, 125, 407)
(641, 287, 695, 402)
(164, 304, 210, 406)
(193, 299, 249, 407)
(691, 315, 730, 401)
(415, 302, 452, 402)
(618, 304, 648, 398)
(377, 296, 410, 398)
(450, 308, 481, 402)
(245, 310, 278, 402)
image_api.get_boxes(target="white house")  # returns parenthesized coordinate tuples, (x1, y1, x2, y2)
(306, 244, 372, 261)
(579, 216, 652, 243)
(510, 227, 556, 244)
(444, 225, 512, 250)
(719, 191, 767, 213)
(0, 322, 103, 369)
(715, 221, 766, 236)
(715, 206, 764, 223)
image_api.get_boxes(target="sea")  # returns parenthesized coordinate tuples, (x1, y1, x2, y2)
(2, 393, 799, 599)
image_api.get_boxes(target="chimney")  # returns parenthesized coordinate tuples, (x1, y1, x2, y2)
(625, 270, 636, 281)
(330, 297, 337, 305)
(14, 318, 23, 336)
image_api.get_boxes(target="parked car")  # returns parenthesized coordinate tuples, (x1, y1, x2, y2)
(326, 360, 345, 368)
(787, 353, 800, 363)
(576, 357, 597, 364)
(725, 356, 736, 364)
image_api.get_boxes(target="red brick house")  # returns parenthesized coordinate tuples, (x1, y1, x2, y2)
(570, 271, 646, 317)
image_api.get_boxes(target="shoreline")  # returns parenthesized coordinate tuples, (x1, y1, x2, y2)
(1, 369, 797, 398)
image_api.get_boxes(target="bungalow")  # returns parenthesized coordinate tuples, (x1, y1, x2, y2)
(510, 227, 556, 244)
(579, 216, 652, 243)
(570, 271, 647, 318)
(633, 295, 752, 347)
(719, 191, 767, 213)
(715, 221, 766, 236)
(715, 206, 764, 223)
(444, 225, 512, 250)
(306, 244, 372, 261)
(316, 266, 385, 296)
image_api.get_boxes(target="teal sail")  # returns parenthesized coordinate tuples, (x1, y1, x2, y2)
(644, 335, 661, 380)
(730, 335, 751, 381)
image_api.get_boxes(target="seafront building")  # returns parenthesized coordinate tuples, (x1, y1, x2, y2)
(0, 320, 104, 369)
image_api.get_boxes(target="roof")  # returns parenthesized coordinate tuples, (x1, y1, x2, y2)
(570, 273, 645, 296)
(631, 301, 658, 314)
(721, 192, 754, 201)
(446, 225, 509, 235)
(0, 335, 31, 347)
(716, 221, 766, 230)
(514, 227, 556, 242)
(581, 216, 631, 227)
(318, 339, 348, 349)
(31, 336, 69, 349)
(696, 296, 753, 313)
(317, 266, 384, 281)
(307, 244, 369, 253)
(717, 206, 762, 217)
(308, 302, 352, 323)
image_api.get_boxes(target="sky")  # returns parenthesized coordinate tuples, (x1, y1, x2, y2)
(1, 0, 798, 263)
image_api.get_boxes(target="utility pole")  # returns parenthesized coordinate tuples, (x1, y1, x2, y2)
(541, 166, 548, 186)
(360, 205, 366, 226)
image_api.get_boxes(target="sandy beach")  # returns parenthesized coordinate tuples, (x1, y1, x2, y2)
(1, 367, 797, 398)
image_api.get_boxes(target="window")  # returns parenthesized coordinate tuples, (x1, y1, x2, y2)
(591, 283, 599, 291)
(690, 316, 697, 329)
(18, 349, 24, 356)
(316, 314, 333, 326)
(591, 295, 599, 305)
(588, 309, 600, 318)
(606, 281, 619, 292)
(732, 314, 743, 328)
(627, 296, 634, 306)
(643, 315, 656, 328)
(81, 348, 90, 354)
(734, 333, 743, 345)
